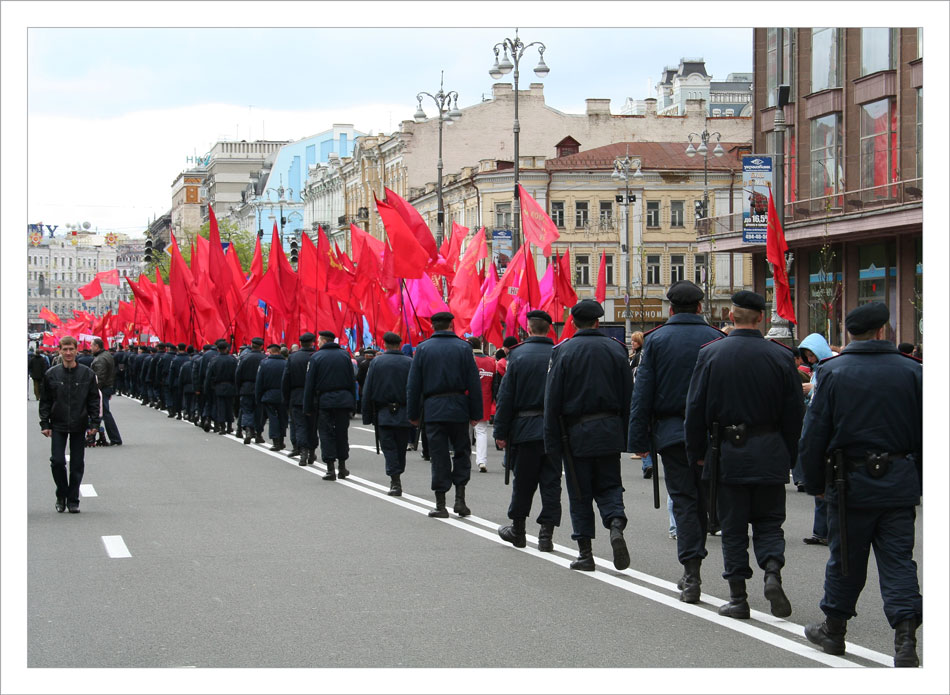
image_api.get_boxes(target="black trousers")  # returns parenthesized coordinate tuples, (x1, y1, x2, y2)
(50, 430, 86, 505)
(426, 421, 471, 492)
(718, 483, 786, 580)
(318, 408, 351, 463)
(214, 393, 234, 425)
(182, 392, 195, 418)
(659, 443, 708, 564)
(239, 394, 263, 431)
(263, 402, 287, 440)
(507, 440, 562, 526)
(290, 404, 314, 449)
(100, 389, 122, 445)
(378, 426, 411, 476)
(564, 453, 626, 540)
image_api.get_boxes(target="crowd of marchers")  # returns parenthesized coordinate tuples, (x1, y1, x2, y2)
(30, 280, 922, 668)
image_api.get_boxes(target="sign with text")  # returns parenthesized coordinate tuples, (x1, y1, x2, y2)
(491, 229, 513, 271)
(742, 155, 772, 244)
(613, 298, 664, 323)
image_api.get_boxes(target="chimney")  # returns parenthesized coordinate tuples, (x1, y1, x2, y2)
(645, 98, 657, 116)
(528, 82, 544, 98)
(585, 98, 611, 116)
(492, 83, 513, 98)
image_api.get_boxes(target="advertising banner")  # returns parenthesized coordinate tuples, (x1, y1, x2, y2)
(491, 229, 513, 271)
(742, 155, 772, 244)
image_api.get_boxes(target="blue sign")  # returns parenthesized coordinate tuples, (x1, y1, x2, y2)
(742, 155, 772, 244)
(492, 229, 513, 270)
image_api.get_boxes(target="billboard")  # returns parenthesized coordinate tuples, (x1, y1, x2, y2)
(492, 229, 513, 271)
(742, 155, 772, 244)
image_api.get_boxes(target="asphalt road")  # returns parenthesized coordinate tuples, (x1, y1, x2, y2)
(23, 394, 927, 677)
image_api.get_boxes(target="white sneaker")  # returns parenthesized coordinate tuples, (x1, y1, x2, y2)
(478, 463, 487, 472)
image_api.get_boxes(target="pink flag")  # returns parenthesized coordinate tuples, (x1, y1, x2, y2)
(595, 250, 607, 303)
(518, 184, 560, 257)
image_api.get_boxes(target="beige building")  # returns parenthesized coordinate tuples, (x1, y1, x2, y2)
(170, 168, 207, 241)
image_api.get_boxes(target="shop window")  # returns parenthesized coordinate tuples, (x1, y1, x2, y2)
(857, 241, 897, 340)
(807, 245, 842, 345)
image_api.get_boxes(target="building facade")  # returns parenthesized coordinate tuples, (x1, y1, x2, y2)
(170, 168, 207, 240)
(696, 27, 923, 347)
(623, 58, 754, 118)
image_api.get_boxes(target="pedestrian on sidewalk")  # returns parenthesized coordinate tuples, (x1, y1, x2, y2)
(38, 336, 101, 513)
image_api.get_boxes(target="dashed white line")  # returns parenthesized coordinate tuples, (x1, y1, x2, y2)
(79, 484, 97, 497)
(101, 535, 131, 558)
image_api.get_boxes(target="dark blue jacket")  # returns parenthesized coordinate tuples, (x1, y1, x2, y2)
(282, 346, 315, 406)
(798, 340, 922, 508)
(255, 354, 287, 405)
(361, 350, 412, 428)
(493, 336, 554, 444)
(167, 352, 190, 390)
(303, 343, 356, 412)
(195, 347, 218, 394)
(235, 349, 266, 395)
(179, 355, 197, 394)
(142, 353, 157, 384)
(684, 329, 804, 484)
(205, 352, 237, 397)
(628, 314, 725, 452)
(157, 350, 175, 386)
(406, 331, 482, 423)
(543, 330, 633, 457)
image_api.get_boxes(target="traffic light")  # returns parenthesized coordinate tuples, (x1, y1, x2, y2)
(290, 239, 299, 265)
(694, 200, 706, 221)
(144, 236, 153, 263)
(281, 216, 287, 227)
(258, 229, 264, 239)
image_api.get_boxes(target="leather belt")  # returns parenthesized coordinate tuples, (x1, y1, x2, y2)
(516, 409, 543, 418)
(566, 411, 617, 427)
(722, 423, 778, 446)
(846, 452, 910, 477)
(425, 390, 465, 399)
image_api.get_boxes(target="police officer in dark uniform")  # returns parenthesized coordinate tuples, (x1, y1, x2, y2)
(684, 291, 804, 619)
(282, 332, 317, 461)
(166, 342, 190, 419)
(132, 345, 147, 401)
(494, 309, 562, 551)
(236, 337, 267, 444)
(799, 302, 922, 667)
(407, 311, 482, 518)
(303, 331, 356, 479)
(178, 346, 197, 421)
(144, 345, 160, 406)
(361, 331, 413, 495)
(628, 281, 725, 602)
(544, 299, 633, 572)
(195, 343, 219, 430)
(256, 343, 288, 451)
(113, 345, 127, 396)
(205, 339, 237, 434)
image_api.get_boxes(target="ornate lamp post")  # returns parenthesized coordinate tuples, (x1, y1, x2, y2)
(414, 72, 462, 248)
(612, 154, 643, 337)
(489, 29, 549, 253)
(686, 129, 723, 324)
(266, 175, 294, 247)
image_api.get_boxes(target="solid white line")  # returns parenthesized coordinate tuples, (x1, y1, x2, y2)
(220, 422, 891, 667)
(101, 535, 131, 558)
(79, 484, 97, 497)
(353, 426, 376, 434)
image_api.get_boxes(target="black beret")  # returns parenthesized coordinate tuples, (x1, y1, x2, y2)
(667, 280, 704, 305)
(187, 346, 195, 354)
(571, 299, 605, 321)
(318, 330, 336, 341)
(251, 337, 264, 346)
(731, 290, 766, 312)
(267, 343, 281, 350)
(897, 342, 915, 354)
(203, 344, 213, 350)
(526, 309, 553, 324)
(215, 339, 229, 349)
(846, 302, 889, 335)
(383, 331, 402, 344)
(299, 332, 316, 343)
(177, 342, 186, 351)
(431, 311, 454, 323)
(502, 336, 519, 348)
(363, 347, 377, 354)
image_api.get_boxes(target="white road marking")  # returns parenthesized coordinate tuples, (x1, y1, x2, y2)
(354, 426, 375, 434)
(79, 484, 97, 497)
(226, 424, 893, 667)
(101, 535, 131, 558)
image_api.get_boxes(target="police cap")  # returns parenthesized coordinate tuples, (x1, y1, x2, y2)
(667, 280, 704, 305)
(251, 337, 264, 347)
(431, 311, 454, 323)
(570, 299, 604, 321)
(299, 332, 316, 343)
(846, 301, 889, 335)
(731, 290, 766, 312)
(526, 309, 553, 324)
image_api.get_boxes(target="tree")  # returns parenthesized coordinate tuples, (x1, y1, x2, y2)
(808, 202, 842, 344)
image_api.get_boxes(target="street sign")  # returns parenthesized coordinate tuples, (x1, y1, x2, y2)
(613, 298, 663, 322)
(742, 155, 772, 244)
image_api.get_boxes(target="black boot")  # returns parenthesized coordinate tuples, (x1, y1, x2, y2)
(270, 437, 284, 452)
(680, 557, 702, 604)
(388, 475, 402, 496)
(298, 448, 310, 466)
(453, 485, 470, 517)
(893, 617, 920, 667)
(428, 491, 449, 518)
(537, 523, 555, 553)
(243, 428, 252, 445)
(176, 412, 182, 420)
(322, 460, 337, 481)
(498, 517, 527, 548)
(609, 517, 630, 571)
(288, 447, 300, 458)
(763, 559, 792, 618)
(570, 537, 595, 571)
(167, 410, 176, 418)
(202, 418, 211, 433)
(255, 431, 265, 444)
(718, 579, 751, 619)
(337, 460, 350, 479)
(805, 615, 847, 655)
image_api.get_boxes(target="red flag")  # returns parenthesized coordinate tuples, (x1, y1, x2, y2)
(350, 223, 386, 263)
(595, 250, 607, 303)
(556, 249, 578, 307)
(375, 194, 429, 279)
(39, 307, 61, 325)
(517, 244, 541, 309)
(242, 233, 264, 301)
(383, 187, 438, 263)
(767, 188, 796, 324)
(95, 268, 120, 285)
(517, 184, 560, 257)
(77, 277, 103, 300)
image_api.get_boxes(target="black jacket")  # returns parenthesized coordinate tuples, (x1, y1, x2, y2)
(255, 354, 287, 404)
(282, 346, 315, 406)
(235, 350, 266, 395)
(493, 336, 554, 444)
(91, 349, 116, 390)
(39, 363, 101, 432)
(29, 353, 50, 380)
(406, 332, 482, 423)
(361, 350, 412, 427)
(205, 352, 237, 397)
(303, 343, 356, 412)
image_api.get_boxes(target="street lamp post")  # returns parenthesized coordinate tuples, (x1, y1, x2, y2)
(414, 72, 462, 248)
(612, 154, 643, 337)
(686, 129, 724, 324)
(266, 175, 294, 247)
(489, 29, 549, 253)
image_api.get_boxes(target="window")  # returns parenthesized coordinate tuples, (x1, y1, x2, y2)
(574, 201, 589, 228)
(646, 201, 660, 227)
(575, 254, 590, 286)
(857, 241, 896, 340)
(861, 28, 896, 76)
(670, 255, 685, 283)
(694, 254, 707, 286)
(603, 254, 614, 286)
(811, 28, 841, 91)
(916, 89, 923, 179)
(859, 99, 897, 199)
(766, 28, 778, 107)
(551, 201, 565, 228)
(495, 203, 512, 230)
(670, 201, 685, 227)
(646, 255, 661, 284)
(810, 113, 843, 203)
(713, 108, 722, 117)
(599, 201, 613, 224)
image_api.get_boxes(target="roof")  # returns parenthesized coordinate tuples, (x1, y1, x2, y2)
(544, 141, 748, 173)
